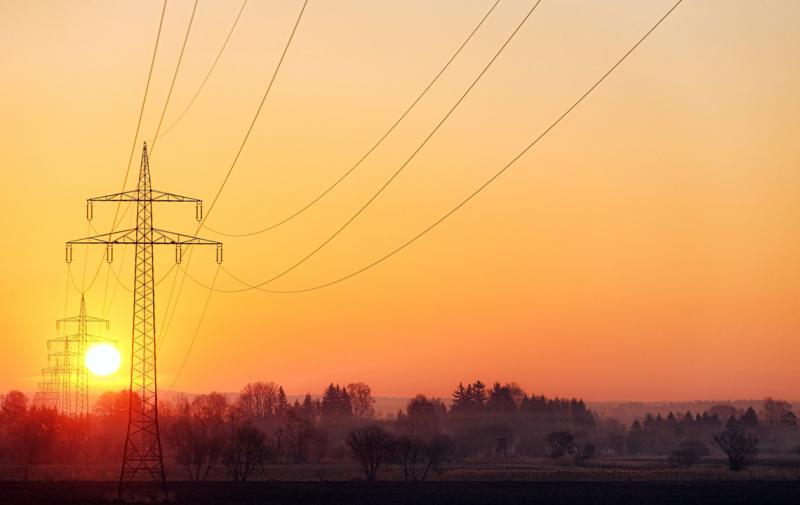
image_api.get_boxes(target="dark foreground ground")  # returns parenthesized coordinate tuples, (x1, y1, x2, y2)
(2, 481, 800, 505)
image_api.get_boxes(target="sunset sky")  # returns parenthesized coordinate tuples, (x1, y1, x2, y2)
(0, 0, 798, 402)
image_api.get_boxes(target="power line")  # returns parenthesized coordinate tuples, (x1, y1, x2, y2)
(154, 0, 308, 353)
(114, 0, 168, 229)
(164, 264, 221, 396)
(198, 0, 309, 232)
(202, 0, 502, 238)
(183, 0, 684, 295)
(214, 0, 544, 292)
(150, 0, 200, 153)
(161, 0, 683, 395)
(157, 258, 182, 351)
(104, 0, 199, 328)
(155, 0, 249, 141)
(82, 0, 168, 301)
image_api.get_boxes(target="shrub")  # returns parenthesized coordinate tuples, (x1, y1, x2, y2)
(545, 431, 574, 458)
(713, 428, 758, 471)
(346, 424, 396, 481)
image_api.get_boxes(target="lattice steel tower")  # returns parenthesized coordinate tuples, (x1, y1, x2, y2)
(46, 295, 113, 417)
(66, 143, 222, 496)
(33, 362, 62, 410)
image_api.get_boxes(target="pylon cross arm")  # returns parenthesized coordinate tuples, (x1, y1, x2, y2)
(88, 189, 201, 203)
(67, 228, 219, 246)
(68, 228, 138, 245)
(48, 333, 114, 343)
(57, 315, 109, 325)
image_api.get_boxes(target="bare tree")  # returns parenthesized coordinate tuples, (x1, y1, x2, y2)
(346, 424, 396, 481)
(419, 433, 452, 480)
(238, 382, 281, 419)
(760, 398, 797, 427)
(713, 427, 758, 471)
(223, 424, 269, 482)
(346, 382, 376, 420)
(166, 393, 229, 480)
(394, 433, 452, 481)
(395, 434, 421, 481)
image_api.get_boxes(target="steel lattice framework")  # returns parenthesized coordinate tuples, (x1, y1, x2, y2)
(67, 143, 222, 497)
(42, 295, 112, 417)
(33, 362, 62, 410)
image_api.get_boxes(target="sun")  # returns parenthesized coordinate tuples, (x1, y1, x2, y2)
(85, 344, 121, 376)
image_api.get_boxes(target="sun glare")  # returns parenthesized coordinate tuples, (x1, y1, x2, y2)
(85, 344, 121, 376)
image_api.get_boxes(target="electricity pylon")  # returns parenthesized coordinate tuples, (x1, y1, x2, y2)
(33, 363, 61, 410)
(66, 142, 222, 496)
(46, 295, 113, 417)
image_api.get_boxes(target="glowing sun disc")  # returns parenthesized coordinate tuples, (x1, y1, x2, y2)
(85, 344, 121, 376)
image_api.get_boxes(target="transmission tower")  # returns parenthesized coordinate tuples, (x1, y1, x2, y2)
(33, 363, 61, 410)
(66, 142, 222, 496)
(46, 295, 113, 417)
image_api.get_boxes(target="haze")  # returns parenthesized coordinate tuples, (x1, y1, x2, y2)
(0, 0, 798, 401)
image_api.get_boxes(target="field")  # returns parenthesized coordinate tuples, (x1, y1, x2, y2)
(3, 455, 800, 481)
(2, 480, 800, 505)
(2, 459, 800, 504)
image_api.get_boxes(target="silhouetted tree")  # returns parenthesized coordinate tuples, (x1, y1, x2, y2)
(740, 407, 759, 428)
(346, 424, 395, 481)
(238, 381, 281, 419)
(418, 433, 453, 480)
(471, 381, 488, 407)
(404, 395, 445, 436)
(276, 411, 319, 463)
(760, 398, 796, 427)
(346, 382, 376, 420)
(487, 383, 517, 413)
(707, 404, 737, 423)
(299, 393, 319, 423)
(166, 393, 228, 480)
(713, 427, 758, 471)
(321, 384, 353, 422)
(451, 383, 470, 413)
(223, 423, 268, 481)
(276, 387, 289, 420)
(545, 431, 574, 458)
(1, 390, 28, 423)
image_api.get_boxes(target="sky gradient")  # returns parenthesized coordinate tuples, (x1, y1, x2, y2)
(0, 0, 798, 401)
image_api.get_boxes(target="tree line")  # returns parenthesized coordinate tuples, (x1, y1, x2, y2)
(0, 384, 797, 481)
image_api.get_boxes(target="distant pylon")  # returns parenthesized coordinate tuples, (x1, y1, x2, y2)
(67, 143, 222, 496)
(33, 363, 61, 410)
(46, 295, 113, 417)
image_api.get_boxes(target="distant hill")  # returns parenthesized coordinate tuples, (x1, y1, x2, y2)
(588, 399, 800, 424)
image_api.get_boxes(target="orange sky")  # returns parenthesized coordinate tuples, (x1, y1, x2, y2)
(0, 0, 798, 401)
